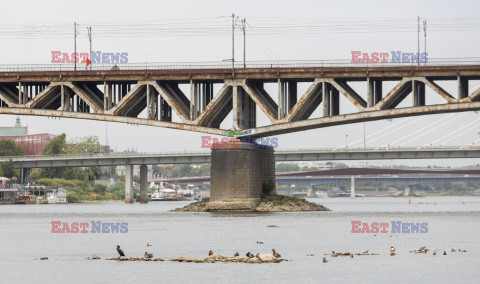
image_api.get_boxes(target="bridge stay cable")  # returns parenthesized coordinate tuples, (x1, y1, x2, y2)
(391, 113, 465, 147)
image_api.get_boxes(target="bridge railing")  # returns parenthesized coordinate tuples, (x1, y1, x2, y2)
(1, 58, 480, 72)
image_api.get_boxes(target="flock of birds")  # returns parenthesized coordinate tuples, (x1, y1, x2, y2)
(115, 245, 282, 260)
(320, 246, 468, 263)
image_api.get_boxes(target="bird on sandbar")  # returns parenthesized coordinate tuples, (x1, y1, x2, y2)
(144, 252, 153, 259)
(323, 257, 328, 263)
(246, 252, 254, 258)
(433, 251, 437, 256)
(443, 251, 447, 255)
(208, 250, 213, 256)
(234, 252, 239, 257)
(117, 245, 125, 257)
(390, 246, 396, 256)
(272, 249, 281, 259)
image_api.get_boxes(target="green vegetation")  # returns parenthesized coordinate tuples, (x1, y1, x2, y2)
(153, 164, 210, 178)
(37, 178, 126, 203)
(39, 134, 103, 180)
(0, 139, 24, 179)
(261, 180, 276, 199)
(276, 163, 300, 172)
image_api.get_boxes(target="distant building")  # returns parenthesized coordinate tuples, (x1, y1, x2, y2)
(0, 117, 28, 137)
(0, 117, 56, 156)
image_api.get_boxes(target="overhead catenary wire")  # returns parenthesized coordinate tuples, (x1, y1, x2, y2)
(2, 17, 480, 39)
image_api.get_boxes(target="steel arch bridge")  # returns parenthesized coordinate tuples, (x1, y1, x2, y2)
(0, 62, 479, 137)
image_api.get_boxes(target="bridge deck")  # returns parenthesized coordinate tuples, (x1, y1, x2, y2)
(2, 147, 479, 168)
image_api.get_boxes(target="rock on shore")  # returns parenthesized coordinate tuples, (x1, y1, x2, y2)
(172, 195, 329, 212)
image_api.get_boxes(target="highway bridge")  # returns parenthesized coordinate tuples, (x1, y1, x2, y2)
(153, 167, 480, 184)
(1, 147, 479, 169)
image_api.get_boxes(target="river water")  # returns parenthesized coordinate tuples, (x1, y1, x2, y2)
(1, 196, 479, 283)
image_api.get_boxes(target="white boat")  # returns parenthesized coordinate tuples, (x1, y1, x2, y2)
(316, 191, 328, 198)
(47, 188, 67, 204)
(150, 188, 177, 201)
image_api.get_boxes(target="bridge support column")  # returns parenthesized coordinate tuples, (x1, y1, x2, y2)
(368, 78, 383, 107)
(458, 76, 469, 99)
(322, 82, 331, 116)
(413, 80, 425, 106)
(233, 85, 256, 129)
(350, 176, 356, 198)
(139, 165, 149, 203)
(125, 164, 134, 203)
(207, 141, 275, 210)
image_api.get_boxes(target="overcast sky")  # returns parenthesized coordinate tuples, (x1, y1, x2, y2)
(1, 0, 479, 167)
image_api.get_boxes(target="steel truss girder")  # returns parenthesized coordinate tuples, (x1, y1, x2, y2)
(1, 69, 480, 137)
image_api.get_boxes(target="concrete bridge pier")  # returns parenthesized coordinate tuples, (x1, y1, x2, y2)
(125, 164, 134, 203)
(139, 165, 149, 203)
(207, 140, 275, 211)
(350, 175, 356, 198)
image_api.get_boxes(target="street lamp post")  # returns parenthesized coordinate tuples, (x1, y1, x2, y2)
(345, 134, 349, 149)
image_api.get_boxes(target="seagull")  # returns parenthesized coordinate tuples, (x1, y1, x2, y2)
(116, 245, 125, 257)
(246, 252, 254, 258)
(234, 252, 239, 257)
(144, 252, 153, 259)
(390, 246, 396, 256)
(272, 249, 281, 259)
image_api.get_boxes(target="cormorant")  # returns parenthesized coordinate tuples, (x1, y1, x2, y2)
(208, 250, 213, 256)
(246, 252, 254, 258)
(117, 245, 125, 257)
(234, 252, 239, 257)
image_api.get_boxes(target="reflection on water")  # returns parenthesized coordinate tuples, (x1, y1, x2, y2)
(0, 196, 479, 283)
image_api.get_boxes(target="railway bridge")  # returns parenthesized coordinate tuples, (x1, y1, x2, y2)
(1, 60, 479, 209)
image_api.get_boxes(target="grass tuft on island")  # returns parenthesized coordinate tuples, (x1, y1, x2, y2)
(173, 195, 329, 212)
(256, 194, 330, 212)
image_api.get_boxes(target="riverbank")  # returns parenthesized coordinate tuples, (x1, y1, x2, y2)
(173, 195, 329, 212)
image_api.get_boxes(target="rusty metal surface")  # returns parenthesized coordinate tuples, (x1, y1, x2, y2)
(1, 65, 480, 137)
(1, 65, 480, 82)
(0, 107, 224, 136)
(250, 101, 480, 137)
